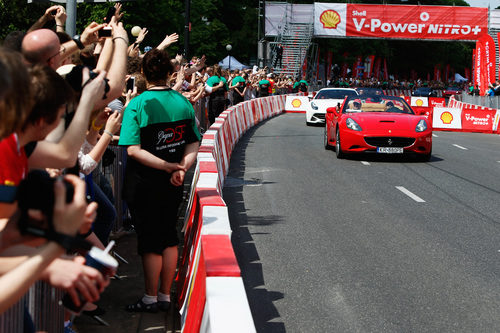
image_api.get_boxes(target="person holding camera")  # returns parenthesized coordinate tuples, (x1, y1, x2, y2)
(0, 48, 108, 319)
(119, 48, 200, 313)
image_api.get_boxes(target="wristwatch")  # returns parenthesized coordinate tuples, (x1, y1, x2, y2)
(48, 231, 92, 251)
(72, 34, 85, 50)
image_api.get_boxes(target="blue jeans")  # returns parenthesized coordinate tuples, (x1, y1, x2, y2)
(92, 179, 117, 245)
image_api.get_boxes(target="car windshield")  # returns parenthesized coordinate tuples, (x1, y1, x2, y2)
(343, 95, 414, 114)
(315, 89, 358, 100)
(356, 87, 384, 96)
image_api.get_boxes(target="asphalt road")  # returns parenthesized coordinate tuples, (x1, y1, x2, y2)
(223, 113, 500, 333)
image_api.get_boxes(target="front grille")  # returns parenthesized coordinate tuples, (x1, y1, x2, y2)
(313, 113, 325, 120)
(364, 137, 415, 147)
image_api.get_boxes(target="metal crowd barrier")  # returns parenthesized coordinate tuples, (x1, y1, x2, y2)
(0, 282, 64, 333)
(0, 85, 299, 332)
(459, 93, 500, 109)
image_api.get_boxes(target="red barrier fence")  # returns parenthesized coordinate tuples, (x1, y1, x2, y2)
(177, 95, 286, 332)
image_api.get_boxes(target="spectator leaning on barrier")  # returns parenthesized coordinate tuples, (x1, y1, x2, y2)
(258, 74, 270, 97)
(205, 64, 227, 124)
(230, 70, 246, 105)
(119, 48, 200, 313)
(0, 47, 107, 319)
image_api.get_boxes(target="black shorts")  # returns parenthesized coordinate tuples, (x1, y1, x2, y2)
(127, 182, 183, 255)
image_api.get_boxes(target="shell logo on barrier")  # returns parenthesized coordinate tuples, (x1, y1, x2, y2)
(415, 99, 424, 107)
(320, 10, 341, 29)
(440, 111, 453, 124)
(291, 99, 302, 108)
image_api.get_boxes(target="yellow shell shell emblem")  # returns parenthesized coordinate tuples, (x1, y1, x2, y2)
(292, 99, 302, 108)
(440, 111, 453, 124)
(415, 99, 424, 107)
(320, 10, 341, 29)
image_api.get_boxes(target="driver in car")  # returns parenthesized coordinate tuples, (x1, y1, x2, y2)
(352, 99, 362, 110)
(385, 101, 400, 113)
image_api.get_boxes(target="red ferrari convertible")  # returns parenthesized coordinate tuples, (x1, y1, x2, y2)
(324, 95, 432, 161)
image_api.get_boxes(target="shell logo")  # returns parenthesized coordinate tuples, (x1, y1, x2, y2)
(440, 111, 453, 124)
(320, 10, 341, 29)
(415, 99, 424, 107)
(292, 99, 302, 108)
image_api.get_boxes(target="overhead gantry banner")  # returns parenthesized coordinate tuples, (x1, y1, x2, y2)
(313, 3, 488, 41)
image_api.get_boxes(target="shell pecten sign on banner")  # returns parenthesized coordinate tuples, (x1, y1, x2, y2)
(315, 4, 347, 37)
(285, 96, 310, 113)
(432, 107, 462, 130)
(410, 97, 429, 107)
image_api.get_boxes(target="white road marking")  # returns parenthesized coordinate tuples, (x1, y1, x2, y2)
(396, 186, 426, 203)
(361, 161, 370, 165)
(432, 134, 438, 137)
(452, 144, 468, 150)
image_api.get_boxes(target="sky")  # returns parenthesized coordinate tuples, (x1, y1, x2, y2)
(466, 0, 499, 8)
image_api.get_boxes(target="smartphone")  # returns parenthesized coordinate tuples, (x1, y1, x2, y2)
(126, 76, 135, 92)
(104, 6, 116, 24)
(98, 27, 113, 38)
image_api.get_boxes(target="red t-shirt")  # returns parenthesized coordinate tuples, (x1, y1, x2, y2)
(0, 133, 27, 203)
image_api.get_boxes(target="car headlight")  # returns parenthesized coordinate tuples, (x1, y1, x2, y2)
(311, 101, 318, 110)
(415, 119, 427, 132)
(346, 117, 362, 131)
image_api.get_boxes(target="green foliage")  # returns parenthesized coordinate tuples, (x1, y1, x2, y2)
(0, 0, 485, 75)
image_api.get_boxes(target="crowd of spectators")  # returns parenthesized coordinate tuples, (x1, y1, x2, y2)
(0, 3, 310, 332)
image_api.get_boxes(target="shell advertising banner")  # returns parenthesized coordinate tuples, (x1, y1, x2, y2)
(432, 107, 462, 130)
(314, 3, 488, 41)
(461, 109, 498, 132)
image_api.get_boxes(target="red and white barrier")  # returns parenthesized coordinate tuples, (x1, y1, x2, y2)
(441, 96, 500, 133)
(177, 95, 286, 332)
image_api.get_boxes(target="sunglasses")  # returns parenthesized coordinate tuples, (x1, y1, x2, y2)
(46, 45, 66, 64)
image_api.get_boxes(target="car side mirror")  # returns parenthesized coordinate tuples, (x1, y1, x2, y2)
(327, 106, 337, 115)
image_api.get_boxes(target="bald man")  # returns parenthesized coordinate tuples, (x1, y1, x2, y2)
(22, 29, 61, 69)
(22, 22, 104, 70)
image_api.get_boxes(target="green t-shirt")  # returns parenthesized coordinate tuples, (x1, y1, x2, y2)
(119, 89, 200, 162)
(259, 79, 270, 88)
(206, 75, 229, 91)
(232, 76, 246, 87)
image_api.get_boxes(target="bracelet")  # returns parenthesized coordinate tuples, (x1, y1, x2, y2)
(103, 130, 114, 139)
(113, 36, 128, 45)
(91, 119, 103, 131)
(56, 24, 64, 27)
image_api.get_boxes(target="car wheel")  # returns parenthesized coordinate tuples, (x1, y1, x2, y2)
(306, 121, 312, 126)
(324, 125, 330, 150)
(419, 149, 432, 162)
(335, 129, 345, 159)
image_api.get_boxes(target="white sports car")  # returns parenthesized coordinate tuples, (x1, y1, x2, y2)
(306, 88, 359, 125)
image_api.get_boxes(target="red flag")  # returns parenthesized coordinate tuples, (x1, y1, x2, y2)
(483, 34, 496, 88)
(316, 48, 320, 80)
(302, 56, 308, 78)
(464, 68, 471, 80)
(353, 56, 363, 78)
(373, 57, 381, 79)
(434, 65, 441, 81)
(445, 64, 450, 82)
(475, 34, 496, 95)
(498, 33, 500, 80)
(326, 51, 333, 78)
(383, 58, 388, 80)
(364, 55, 375, 78)
(341, 63, 348, 77)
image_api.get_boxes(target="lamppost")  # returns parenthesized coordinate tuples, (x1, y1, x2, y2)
(226, 44, 232, 70)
